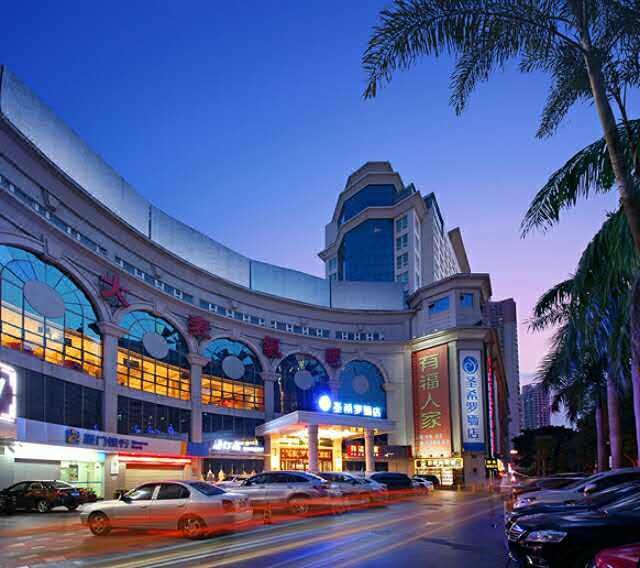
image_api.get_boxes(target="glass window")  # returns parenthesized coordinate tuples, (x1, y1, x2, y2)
(156, 483, 190, 500)
(0, 245, 102, 378)
(428, 296, 450, 315)
(338, 185, 397, 226)
(117, 311, 190, 401)
(201, 339, 264, 411)
(395, 234, 408, 251)
(338, 220, 394, 282)
(338, 360, 387, 419)
(126, 485, 156, 501)
(395, 215, 408, 233)
(117, 396, 191, 438)
(396, 253, 408, 270)
(275, 354, 330, 414)
(460, 293, 474, 308)
(189, 482, 225, 496)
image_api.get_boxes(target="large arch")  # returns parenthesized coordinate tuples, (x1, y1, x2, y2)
(116, 309, 191, 401)
(201, 337, 264, 411)
(0, 243, 103, 378)
(338, 359, 387, 419)
(275, 352, 330, 414)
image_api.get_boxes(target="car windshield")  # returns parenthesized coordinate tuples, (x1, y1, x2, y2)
(561, 477, 593, 491)
(588, 483, 640, 506)
(602, 492, 640, 514)
(188, 482, 225, 496)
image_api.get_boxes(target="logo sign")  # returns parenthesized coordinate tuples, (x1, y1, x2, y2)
(0, 362, 17, 423)
(65, 429, 149, 451)
(459, 350, 486, 452)
(210, 439, 264, 454)
(317, 394, 383, 418)
(411, 346, 452, 458)
(99, 272, 129, 308)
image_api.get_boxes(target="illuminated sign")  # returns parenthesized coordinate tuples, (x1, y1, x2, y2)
(346, 445, 381, 458)
(65, 429, 149, 451)
(0, 362, 17, 423)
(317, 394, 382, 418)
(459, 350, 486, 452)
(485, 458, 499, 470)
(210, 439, 264, 454)
(412, 346, 452, 458)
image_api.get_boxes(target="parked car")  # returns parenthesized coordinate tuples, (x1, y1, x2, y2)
(368, 472, 414, 493)
(505, 481, 640, 532)
(0, 480, 82, 513)
(234, 471, 340, 515)
(507, 492, 640, 567)
(512, 474, 588, 498)
(216, 475, 251, 489)
(415, 474, 440, 488)
(514, 468, 640, 509)
(52, 481, 97, 504)
(593, 543, 640, 568)
(80, 480, 251, 539)
(318, 472, 372, 506)
(412, 477, 435, 493)
(352, 476, 389, 501)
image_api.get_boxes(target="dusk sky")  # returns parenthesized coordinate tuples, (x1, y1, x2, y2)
(4, 1, 631, 381)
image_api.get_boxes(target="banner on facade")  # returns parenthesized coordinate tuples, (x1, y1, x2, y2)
(411, 345, 452, 458)
(459, 349, 486, 452)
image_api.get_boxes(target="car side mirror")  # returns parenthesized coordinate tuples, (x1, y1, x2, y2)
(583, 483, 597, 495)
(121, 494, 132, 503)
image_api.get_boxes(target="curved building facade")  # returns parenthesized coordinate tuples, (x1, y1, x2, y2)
(0, 66, 511, 496)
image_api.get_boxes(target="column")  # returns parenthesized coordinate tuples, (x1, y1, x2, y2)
(187, 353, 209, 444)
(364, 428, 375, 475)
(308, 424, 319, 473)
(98, 322, 127, 434)
(260, 371, 278, 421)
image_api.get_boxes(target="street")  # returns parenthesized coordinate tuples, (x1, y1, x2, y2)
(0, 491, 509, 568)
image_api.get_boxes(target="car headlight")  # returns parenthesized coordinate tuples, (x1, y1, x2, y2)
(525, 530, 567, 544)
(515, 497, 535, 508)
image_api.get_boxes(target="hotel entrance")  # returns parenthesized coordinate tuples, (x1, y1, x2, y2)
(280, 447, 333, 472)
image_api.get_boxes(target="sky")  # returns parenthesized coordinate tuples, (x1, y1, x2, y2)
(3, 0, 631, 382)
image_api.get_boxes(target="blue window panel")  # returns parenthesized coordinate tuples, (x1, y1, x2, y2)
(428, 296, 450, 315)
(338, 185, 397, 226)
(460, 293, 474, 308)
(338, 219, 394, 282)
(338, 360, 387, 418)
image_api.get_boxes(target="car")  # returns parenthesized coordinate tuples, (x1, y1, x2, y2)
(0, 480, 83, 513)
(318, 472, 373, 506)
(514, 468, 640, 509)
(216, 475, 251, 488)
(233, 471, 340, 515)
(352, 476, 389, 501)
(415, 474, 440, 488)
(505, 481, 640, 533)
(80, 480, 251, 539)
(52, 481, 97, 504)
(507, 491, 640, 567)
(593, 543, 640, 568)
(412, 476, 435, 493)
(368, 472, 414, 493)
(512, 474, 588, 498)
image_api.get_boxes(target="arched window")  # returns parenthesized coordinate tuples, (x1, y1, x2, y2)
(338, 360, 387, 418)
(117, 311, 190, 400)
(275, 354, 330, 414)
(0, 245, 101, 377)
(202, 338, 264, 411)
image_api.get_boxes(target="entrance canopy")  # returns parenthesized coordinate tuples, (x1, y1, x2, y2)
(256, 410, 395, 439)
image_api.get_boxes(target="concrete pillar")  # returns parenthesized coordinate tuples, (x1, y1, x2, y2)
(187, 353, 209, 444)
(332, 437, 343, 472)
(364, 428, 375, 474)
(308, 424, 319, 472)
(260, 371, 278, 421)
(263, 434, 272, 471)
(98, 323, 127, 434)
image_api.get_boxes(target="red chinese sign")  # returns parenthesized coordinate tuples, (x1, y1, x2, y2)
(188, 316, 211, 341)
(262, 336, 282, 359)
(99, 273, 129, 308)
(325, 348, 341, 369)
(412, 345, 452, 458)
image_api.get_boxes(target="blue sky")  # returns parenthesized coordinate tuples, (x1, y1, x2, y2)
(3, 0, 631, 377)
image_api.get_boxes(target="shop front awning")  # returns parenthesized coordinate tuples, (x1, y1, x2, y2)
(256, 411, 395, 440)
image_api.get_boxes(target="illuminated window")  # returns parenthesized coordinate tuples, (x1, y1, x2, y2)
(0, 245, 102, 378)
(275, 354, 329, 414)
(201, 338, 264, 411)
(117, 311, 190, 401)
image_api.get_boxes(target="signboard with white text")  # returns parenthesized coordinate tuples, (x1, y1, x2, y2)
(458, 350, 486, 452)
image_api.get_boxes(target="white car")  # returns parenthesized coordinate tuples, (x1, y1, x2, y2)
(514, 468, 640, 510)
(80, 480, 252, 539)
(411, 477, 435, 493)
(216, 475, 251, 488)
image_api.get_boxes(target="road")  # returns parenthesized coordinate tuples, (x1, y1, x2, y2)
(0, 491, 509, 568)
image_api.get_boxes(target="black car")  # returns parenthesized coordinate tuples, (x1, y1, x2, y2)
(507, 492, 640, 567)
(512, 474, 587, 498)
(368, 472, 413, 491)
(0, 480, 82, 513)
(505, 480, 640, 532)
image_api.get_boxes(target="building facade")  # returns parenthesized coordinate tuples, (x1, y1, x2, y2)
(0, 67, 511, 497)
(521, 384, 551, 431)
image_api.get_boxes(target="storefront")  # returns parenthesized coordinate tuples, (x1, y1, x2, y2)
(414, 456, 464, 487)
(203, 436, 266, 481)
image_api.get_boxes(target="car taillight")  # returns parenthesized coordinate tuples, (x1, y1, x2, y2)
(222, 499, 235, 512)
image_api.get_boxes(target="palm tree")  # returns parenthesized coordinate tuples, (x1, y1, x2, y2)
(363, 0, 640, 249)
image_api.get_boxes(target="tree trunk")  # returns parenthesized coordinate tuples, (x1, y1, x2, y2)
(606, 370, 623, 469)
(595, 402, 607, 472)
(632, 276, 640, 466)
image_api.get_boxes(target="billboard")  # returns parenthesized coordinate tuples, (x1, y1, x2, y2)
(459, 350, 486, 452)
(412, 345, 452, 458)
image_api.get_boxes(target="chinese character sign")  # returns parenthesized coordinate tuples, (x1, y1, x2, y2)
(411, 345, 452, 458)
(459, 349, 486, 452)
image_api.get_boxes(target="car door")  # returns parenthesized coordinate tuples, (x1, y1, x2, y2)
(239, 474, 271, 505)
(148, 483, 190, 529)
(118, 484, 157, 528)
(25, 482, 47, 509)
(5, 482, 29, 509)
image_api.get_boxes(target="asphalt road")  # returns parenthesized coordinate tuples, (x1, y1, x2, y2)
(0, 491, 509, 568)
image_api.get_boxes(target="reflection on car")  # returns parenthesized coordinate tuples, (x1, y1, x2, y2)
(80, 480, 251, 539)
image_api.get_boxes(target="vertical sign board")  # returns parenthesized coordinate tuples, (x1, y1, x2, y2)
(412, 345, 452, 457)
(459, 350, 486, 452)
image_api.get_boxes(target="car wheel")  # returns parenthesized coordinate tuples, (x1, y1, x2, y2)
(66, 503, 79, 511)
(88, 512, 112, 536)
(35, 499, 50, 513)
(179, 515, 207, 539)
(288, 495, 310, 516)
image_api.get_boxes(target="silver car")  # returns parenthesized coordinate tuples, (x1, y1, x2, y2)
(80, 480, 252, 539)
(352, 475, 389, 501)
(318, 472, 374, 506)
(234, 471, 338, 515)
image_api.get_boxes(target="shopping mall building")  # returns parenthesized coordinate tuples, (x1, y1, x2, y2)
(0, 66, 517, 498)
